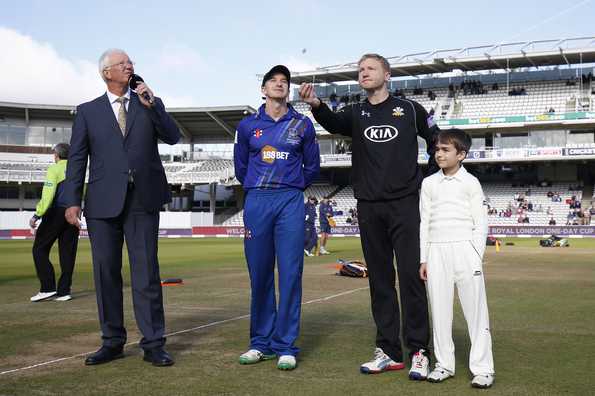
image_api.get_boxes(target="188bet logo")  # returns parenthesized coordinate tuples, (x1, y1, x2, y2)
(261, 145, 289, 164)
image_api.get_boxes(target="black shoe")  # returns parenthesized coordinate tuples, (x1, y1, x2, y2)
(85, 346, 124, 365)
(143, 347, 174, 367)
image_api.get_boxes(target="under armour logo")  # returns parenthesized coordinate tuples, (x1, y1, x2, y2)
(361, 110, 370, 117)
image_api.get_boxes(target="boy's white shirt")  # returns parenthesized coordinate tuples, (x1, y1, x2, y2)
(419, 165, 488, 263)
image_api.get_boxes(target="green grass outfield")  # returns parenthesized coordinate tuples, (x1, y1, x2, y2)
(1, 237, 594, 395)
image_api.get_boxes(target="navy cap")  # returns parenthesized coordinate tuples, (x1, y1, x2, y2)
(262, 65, 291, 87)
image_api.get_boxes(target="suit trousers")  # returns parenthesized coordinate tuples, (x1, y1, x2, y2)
(32, 206, 79, 296)
(86, 183, 166, 351)
(356, 194, 430, 363)
(426, 241, 494, 375)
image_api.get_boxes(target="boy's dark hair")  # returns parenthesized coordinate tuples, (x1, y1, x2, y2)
(435, 128, 472, 156)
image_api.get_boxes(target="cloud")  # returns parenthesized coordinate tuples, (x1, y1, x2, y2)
(0, 27, 104, 105)
(0, 27, 203, 107)
(155, 43, 209, 73)
(282, 55, 319, 73)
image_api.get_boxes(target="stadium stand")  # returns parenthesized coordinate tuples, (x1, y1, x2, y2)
(2, 38, 595, 235)
(292, 77, 593, 122)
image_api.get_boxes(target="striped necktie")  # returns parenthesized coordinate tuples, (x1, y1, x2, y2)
(115, 96, 128, 135)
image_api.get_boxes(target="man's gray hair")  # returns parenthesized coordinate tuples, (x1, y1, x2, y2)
(98, 48, 127, 81)
(53, 143, 70, 159)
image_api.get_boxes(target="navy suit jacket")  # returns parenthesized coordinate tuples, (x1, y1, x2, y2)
(64, 92, 180, 218)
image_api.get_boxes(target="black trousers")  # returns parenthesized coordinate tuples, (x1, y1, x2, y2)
(32, 206, 79, 296)
(357, 193, 430, 362)
(86, 184, 165, 351)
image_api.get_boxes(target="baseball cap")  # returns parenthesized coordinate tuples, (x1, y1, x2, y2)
(262, 65, 291, 87)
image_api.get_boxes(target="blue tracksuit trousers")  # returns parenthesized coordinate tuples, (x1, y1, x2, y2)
(243, 188, 304, 356)
(304, 223, 317, 252)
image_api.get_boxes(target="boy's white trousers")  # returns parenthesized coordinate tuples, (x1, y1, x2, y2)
(426, 241, 494, 375)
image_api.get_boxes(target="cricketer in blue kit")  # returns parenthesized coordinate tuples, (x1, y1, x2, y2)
(234, 65, 320, 370)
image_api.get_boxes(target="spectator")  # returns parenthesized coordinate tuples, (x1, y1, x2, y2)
(549, 217, 556, 225)
(566, 210, 576, 225)
(329, 93, 338, 112)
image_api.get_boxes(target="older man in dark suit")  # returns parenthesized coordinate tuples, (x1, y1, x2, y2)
(64, 48, 180, 366)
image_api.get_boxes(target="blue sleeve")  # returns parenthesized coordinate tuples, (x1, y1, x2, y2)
(63, 105, 89, 207)
(147, 97, 181, 145)
(302, 118, 320, 187)
(233, 121, 249, 185)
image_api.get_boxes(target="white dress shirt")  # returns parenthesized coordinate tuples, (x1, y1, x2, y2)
(419, 165, 488, 263)
(106, 88, 131, 122)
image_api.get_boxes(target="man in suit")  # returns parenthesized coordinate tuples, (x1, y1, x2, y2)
(63, 48, 180, 367)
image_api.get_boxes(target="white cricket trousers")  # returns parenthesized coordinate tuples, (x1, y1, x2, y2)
(426, 241, 494, 376)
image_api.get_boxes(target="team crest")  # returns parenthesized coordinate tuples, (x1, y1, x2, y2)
(392, 106, 404, 117)
(286, 127, 301, 145)
(253, 128, 263, 138)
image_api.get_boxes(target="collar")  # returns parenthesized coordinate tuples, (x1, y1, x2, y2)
(255, 103, 298, 122)
(439, 165, 467, 182)
(106, 88, 131, 104)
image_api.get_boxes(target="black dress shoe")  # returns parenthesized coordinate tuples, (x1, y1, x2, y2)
(85, 346, 124, 366)
(143, 347, 174, 366)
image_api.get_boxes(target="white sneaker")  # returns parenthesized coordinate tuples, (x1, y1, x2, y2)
(471, 373, 494, 388)
(239, 349, 275, 365)
(427, 366, 454, 383)
(408, 349, 429, 380)
(319, 248, 330, 255)
(55, 295, 72, 302)
(277, 355, 296, 370)
(304, 249, 314, 257)
(360, 348, 405, 374)
(30, 291, 56, 302)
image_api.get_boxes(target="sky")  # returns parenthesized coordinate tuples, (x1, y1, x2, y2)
(1, 0, 593, 109)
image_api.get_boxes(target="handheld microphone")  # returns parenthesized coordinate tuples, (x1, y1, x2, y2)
(128, 74, 154, 105)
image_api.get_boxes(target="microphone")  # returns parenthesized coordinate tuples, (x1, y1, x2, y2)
(128, 74, 154, 105)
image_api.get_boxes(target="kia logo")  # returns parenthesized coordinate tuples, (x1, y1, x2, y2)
(364, 125, 399, 142)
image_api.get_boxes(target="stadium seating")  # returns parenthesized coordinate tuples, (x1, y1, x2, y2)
(294, 79, 593, 121)
(455, 81, 578, 119)
(220, 182, 588, 227)
(482, 183, 583, 226)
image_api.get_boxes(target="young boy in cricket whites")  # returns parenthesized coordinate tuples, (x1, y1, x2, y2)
(419, 129, 495, 388)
